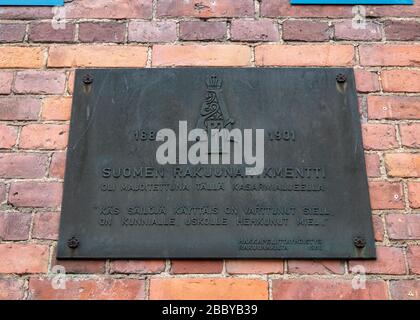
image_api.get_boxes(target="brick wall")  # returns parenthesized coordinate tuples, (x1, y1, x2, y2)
(0, 0, 419, 300)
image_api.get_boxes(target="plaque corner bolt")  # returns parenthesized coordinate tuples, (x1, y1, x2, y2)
(353, 236, 366, 249)
(336, 73, 347, 83)
(82, 73, 93, 85)
(67, 236, 79, 249)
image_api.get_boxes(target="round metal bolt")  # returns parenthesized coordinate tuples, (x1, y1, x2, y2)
(353, 236, 366, 248)
(82, 74, 93, 85)
(67, 236, 79, 249)
(336, 73, 347, 83)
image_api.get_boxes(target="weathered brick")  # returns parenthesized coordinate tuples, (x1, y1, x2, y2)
(79, 22, 125, 43)
(9, 181, 62, 208)
(179, 21, 226, 41)
(385, 153, 420, 177)
(49, 152, 66, 179)
(0, 124, 17, 149)
(0, 97, 40, 120)
(349, 246, 406, 275)
(369, 181, 404, 210)
(32, 212, 60, 240)
(360, 45, 420, 66)
(14, 71, 66, 95)
(110, 260, 165, 274)
(0, 23, 26, 43)
(407, 246, 420, 274)
(334, 21, 381, 41)
(29, 22, 75, 43)
(171, 260, 223, 274)
(365, 4, 420, 18)
(0, 183, 5, 203)
(365, 153, 381, 177)
(225, 260, 283, 274)
(0, 243, 49, 274)
(384, 20, 420, 40)
(157, 0, 254, 18)
(51, 252, 106, 274)
(408, 182, 420, 209)
(272, 279, 387, 300)
(287, 260, 344, 274)
(19, 124, 68, 150)
(362, 124, 398, 150)
(153, 44, 251, 66)
(129, 21, 177, 43)
(67, 71, 75, 94)
(255, 45, 354, 66)
(390, 280, 420, 300)
(29, 277, 145, 300)
(48, 46, 148, 68)
(354, 69, 380, 93)
(400, 123, 420, 148)
(150, 278, 268, 300)
(0, 278, 24, 300)
(0, 7, 53, 19)
(231, 19, 279, 42)
(261, 1, 353, 18)
(386, 214, 420, 240)
(368, 96, 420, 120)
(65, 0, 152, 19)
(381, 70, 420, 93)
(0, 71, 13, 94)
(0, 47, 43, 69)
(282, 20, 330, 42)
(41, 96, 72, 121)
(0, 153, 48, 179)
(0, 212, 31, 241)
(372, 215, 385, 242)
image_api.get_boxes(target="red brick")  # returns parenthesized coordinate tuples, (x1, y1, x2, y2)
(0, 97, 40, 120)
(32, 212, 60, 240)
(384, 20, 420, 41)
(282, 20, 330, 42)
(171, 260, 223, 274)
(128, 21, 177, 43)
(110, 260, 165, 274)
(157, 0, 254, 18)
(255, 44, 354, 66)
(261, 1, 353, 18)
(41, 96, 72, 121)
(365, 153, 381, 177)
(0, 71, 13, 94)
(0, 124, 17, 149)
(382, 70, 420, 93)
(385, 153, 420, 177)
(287, 260, 344, 274)
(372, 215, 385, 242)
(400, 123, 420, 148)
(272, 279, 387, 300)
(231, 19, 279, 42)
(150, 278, 268, 300)
(0, 243, 49, 274)
(407, 246, 420, 275)
(225, 260, 283, 274)
(365, 4, 420, 18)
(355, 69, 380, 93)
(0, 47, 44, 69)
(0, 7, 53, 19)
(0, 278, 25, 299)
(65, 0, 152, 19)
(29, 277, 145, 300)
(408, 182, 420, 209)
(362, 124, 398, 150)
(368, 181, 404, 210)
(29, 22, 75, 43)
(390, 280, 420, 300)
(153, 44, 251, 66)
(0, 153, 48, 179)
(0, 23, 26, 43)
(51, 256, 106, 274)
(49, 152, 66, 179)
(79, 22, 125, 43)
(179, 21, 226, 41)
(67, 71, 75, 94)
(367, 96, 420, 120)
(0, 212, 31, 241)
(14, 71, 66, 95)
(9, 181, 62, 208)
(386, 214, 420, 240)
(334, 21, 381, 41)
(360, 45, 420, 66)
(349, 246, 406, 275)
(20, 124, 68, 150)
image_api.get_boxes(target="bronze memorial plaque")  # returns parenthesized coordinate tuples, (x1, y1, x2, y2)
(57, 68, 376, 259)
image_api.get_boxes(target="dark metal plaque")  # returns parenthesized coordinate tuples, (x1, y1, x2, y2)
(57, 68, 376, 259)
